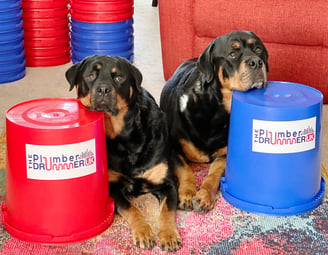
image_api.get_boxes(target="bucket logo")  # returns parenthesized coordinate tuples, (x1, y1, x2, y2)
(26, 139, 97, 180)
(252, 117, 316, 154)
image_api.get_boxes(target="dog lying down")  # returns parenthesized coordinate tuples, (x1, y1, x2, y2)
(65, 55, 181, 251)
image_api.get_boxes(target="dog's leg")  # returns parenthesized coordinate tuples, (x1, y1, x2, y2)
(192, 157, 226, 214)
(175, 155, 196, 210)
(118, 205, 156, 250)
(156, 182, 181, 252)
(109, 172, 156, 250)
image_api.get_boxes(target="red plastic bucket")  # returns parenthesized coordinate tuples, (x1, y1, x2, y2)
(22, 0, 68, 9)
(25, 53, 71, 67)
(24, 36, 70, 48)
(2, 98, 114, 243)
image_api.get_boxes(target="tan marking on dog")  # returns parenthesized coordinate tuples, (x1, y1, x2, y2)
(104, 94, 128, 139)
(179, 138, 210, 163)
(175, 155, 196, 210)
(108, 169, 123, 183)
(159, 197, 181, 251)
(211, 146, 227, 158)
(78, 94, 92, 108)
(218, 63, 248, 112)
(247, 38, 256, 44)
(194, 157, 226, 211)
(118, 205, 155, 250)
(232, 42, 240, 49)
(139, 162, 168, 184)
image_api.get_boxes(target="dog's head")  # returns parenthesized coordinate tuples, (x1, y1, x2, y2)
(197, 30, 269, 91)
(65, 55, 142, 115)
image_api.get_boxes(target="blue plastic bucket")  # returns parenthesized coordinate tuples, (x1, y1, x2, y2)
(0, 18, 22, 31)
(71, 47, 134, 63)
(0, 0, 21, 10)
(0, 38, 24, 51)
(0, 49, 24, 63)
(71, 19, 133, 32)
(221, 81, 324, 216)
(0, 8, 22, 21)
(71, 37, 133, 50)
(0, 67, 25, 84)
(71, 28, 133, 41)
(0, 30, 23, 42)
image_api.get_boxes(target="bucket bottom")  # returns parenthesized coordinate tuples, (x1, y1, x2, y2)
(220, 178, 325, 216)
(1, 197, 115, 244)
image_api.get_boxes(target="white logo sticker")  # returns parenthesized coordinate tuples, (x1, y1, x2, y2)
(252, 117, 316, 154)
(26, 139, 97, 180)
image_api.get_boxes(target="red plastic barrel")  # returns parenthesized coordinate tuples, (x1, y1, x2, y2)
(2, 98, 114, 244)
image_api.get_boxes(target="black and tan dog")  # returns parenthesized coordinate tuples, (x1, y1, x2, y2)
(160, 31, 269, 214)
(65, 55, 181, 251)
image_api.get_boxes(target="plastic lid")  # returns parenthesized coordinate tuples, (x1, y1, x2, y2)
(0, 29, 23, 42)
(24, 45, 70, 57)
(70, 9, 133, 23)
(0, 48, 24, 62)
(71, 37, 133, 50)
(71, 46, 133, 57)
(0, 1, 21, 10)
(24, 26, 69, 38)
(0, 38, 24, 51)
(22, 0, 68, 9)
(24, 36, 70, 48)
(233, 81, 323, 108)
(6, 98, 103, 129)
(0, 8, 22, 21)
(71, 18, 133, 31)
(0, 59, 25, 72)
(25, 53, 71, 67)
(0, 67, 25, 84)
(70, 0, 133, 12)
(72, 50, 133, 63)
(22, 8, 68, 19)
(71, 27, 133, 41)
(0, 18, 23, 31)
(23, 17, 69, 28)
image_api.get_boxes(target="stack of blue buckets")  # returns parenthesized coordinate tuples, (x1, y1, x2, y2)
(0, 0, 25, 84)
(70, 0, 134, 63)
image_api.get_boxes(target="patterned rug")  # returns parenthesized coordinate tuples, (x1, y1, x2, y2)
(0, 130, 328, 254)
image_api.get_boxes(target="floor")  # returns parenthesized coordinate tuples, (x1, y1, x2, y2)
(0, 0, 327, 168)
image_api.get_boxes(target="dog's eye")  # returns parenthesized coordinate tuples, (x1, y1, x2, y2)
(114, 75, 124, 83)
(229, 52, 236, 59)
(88, 74, 95, 81)
(255, 47, 263, 54)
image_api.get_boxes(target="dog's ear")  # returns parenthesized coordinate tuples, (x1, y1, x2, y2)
(197, 40, 216, 83)
(65, 63, 81, 91)
(130, 64, 142, 92)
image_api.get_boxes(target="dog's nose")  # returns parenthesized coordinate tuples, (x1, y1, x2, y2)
(96, 86, 111, 95)
(247, 57, 263, 69)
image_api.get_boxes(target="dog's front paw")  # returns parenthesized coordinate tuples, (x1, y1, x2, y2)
(178, 189, 195, 211)
(159, 228, 182, 252)
(131, 222, 156, 250)
(192, 188, 216, 214)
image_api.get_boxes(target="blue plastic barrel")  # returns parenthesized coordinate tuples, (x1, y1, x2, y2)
(71, 18, 134, 63)
(221, 81, 324, 216)
(0, 1, 25, 84)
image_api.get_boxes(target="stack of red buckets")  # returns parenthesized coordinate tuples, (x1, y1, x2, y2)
(22, 0, 70, 67)
(70, 0, 134, 63)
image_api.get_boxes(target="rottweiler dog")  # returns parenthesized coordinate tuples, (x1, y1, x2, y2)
(160, 31, 269, 214)
(65, 56, 181, 251)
